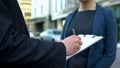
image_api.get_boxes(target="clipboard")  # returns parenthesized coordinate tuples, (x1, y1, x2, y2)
(66, 34, 103, 60)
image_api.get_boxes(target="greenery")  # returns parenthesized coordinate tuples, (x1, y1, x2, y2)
(107, 5, 120, 42)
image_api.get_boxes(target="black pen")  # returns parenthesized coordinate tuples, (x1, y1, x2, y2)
(72, 28, 76, 35)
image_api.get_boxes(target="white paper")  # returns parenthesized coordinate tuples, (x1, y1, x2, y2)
(66, 34, 103, 60)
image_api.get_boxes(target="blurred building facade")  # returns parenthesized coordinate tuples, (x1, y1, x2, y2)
(31, 0, 51, 34)
(18, 0, 120, 42)
(51, 0, 79, 30)
(17, 0, 32, 30)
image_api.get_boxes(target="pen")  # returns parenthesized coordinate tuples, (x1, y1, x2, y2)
(72, 28, 76, 35)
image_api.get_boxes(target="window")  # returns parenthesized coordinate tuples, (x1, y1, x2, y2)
(53, 30, 62, 34)
(55, 0, 57, 12)
(25, 12, 31, 16)
(41, 5, 43, 14)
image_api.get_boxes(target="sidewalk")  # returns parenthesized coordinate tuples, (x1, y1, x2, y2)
(111, 47, 120, 68)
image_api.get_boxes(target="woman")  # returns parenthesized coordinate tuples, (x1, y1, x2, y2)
(61, 0, 117, 68)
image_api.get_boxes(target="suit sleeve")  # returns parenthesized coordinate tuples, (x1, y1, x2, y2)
(94, 10, 117, 68)
(0, 16, 66, 68)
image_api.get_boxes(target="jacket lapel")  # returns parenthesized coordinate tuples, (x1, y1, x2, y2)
(64, 10, 77, 38)
(89, 4, 104, 57)
(92, 4, 103, 35)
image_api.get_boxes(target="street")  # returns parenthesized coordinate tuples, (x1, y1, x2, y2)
(111, 47, 120, 68)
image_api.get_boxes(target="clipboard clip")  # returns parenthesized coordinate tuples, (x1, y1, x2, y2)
(83, 34, 96, 38)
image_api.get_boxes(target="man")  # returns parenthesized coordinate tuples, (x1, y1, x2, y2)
(0, 0, 82, 68)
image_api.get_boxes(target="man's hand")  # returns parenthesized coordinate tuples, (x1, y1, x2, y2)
(60, 35, 82, 56)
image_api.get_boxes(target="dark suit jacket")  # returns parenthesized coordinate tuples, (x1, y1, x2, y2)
(0, 0, 66, 68)
(61, 4, 117, 68)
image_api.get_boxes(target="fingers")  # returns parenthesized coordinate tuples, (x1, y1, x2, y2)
(72, 35, 82, 46)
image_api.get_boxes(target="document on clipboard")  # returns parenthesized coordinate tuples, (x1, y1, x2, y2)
(66, 34, 103, 60)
